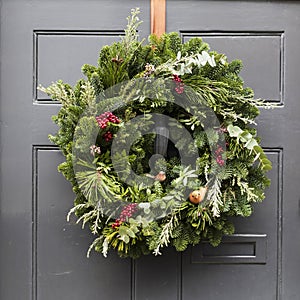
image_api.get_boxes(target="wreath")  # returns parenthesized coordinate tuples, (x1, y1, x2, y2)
(39, 8, 272, 258)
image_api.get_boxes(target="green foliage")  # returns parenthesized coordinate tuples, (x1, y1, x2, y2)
(182, 37, 209, 56)
(172, 223, 201, 252)
(39, 8, 272, 259)
(227, 124, 272, 171)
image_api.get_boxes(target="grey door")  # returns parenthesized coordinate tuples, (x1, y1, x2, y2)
(1, 1, 299, 300)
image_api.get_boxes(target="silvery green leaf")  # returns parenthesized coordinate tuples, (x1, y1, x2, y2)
(245, 138, 258, 150)
(180, 63, 185, 74)
(159, 202, 166, 209)
(195, 53, 204, 66)
(139, 202, 150, 209)
(227, 124, 243, 137)
(162, 195, 174, 201)
(202, 50, 209, 58)
(209, 55, 216, 67)
(176, 51, 181, 60)
(126, 228, 136, 238)
(220, 57, 226, 65)
(144, 207, 151, 214)
(120, 235, 130, 243)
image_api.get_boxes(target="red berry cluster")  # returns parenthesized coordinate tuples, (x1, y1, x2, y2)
(111, 219, 122, 229)
(95, 111, 120, 129)
(215, 145, 225, 166)
(103, 131, 113, 142)
(173, 74, 184, 94)
(112, 203, 138, 229)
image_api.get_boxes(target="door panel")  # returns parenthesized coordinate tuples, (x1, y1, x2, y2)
(35, 31, 125, 101)
(34, 147, 133, 299)
(0, 1, 150, 300)
(167, 1, 300, 299)
(182, 151, 281, 300)
(182, 32, 283, 104)
(1, 1, 300, 300)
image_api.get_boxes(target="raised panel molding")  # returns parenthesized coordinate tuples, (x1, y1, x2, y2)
(181, 32, 285, 105)
(133, 250, 182, 300)
(32, 145, 60, 300)
(191, 234, 267, 264)
(189, 149, 282, 264)
(33, 30, 124, 103)
(32, 146, 132, 300)
(185, 149, 283, 299)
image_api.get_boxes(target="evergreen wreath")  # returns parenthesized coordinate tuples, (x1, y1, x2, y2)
(39, 8, 272, 259)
